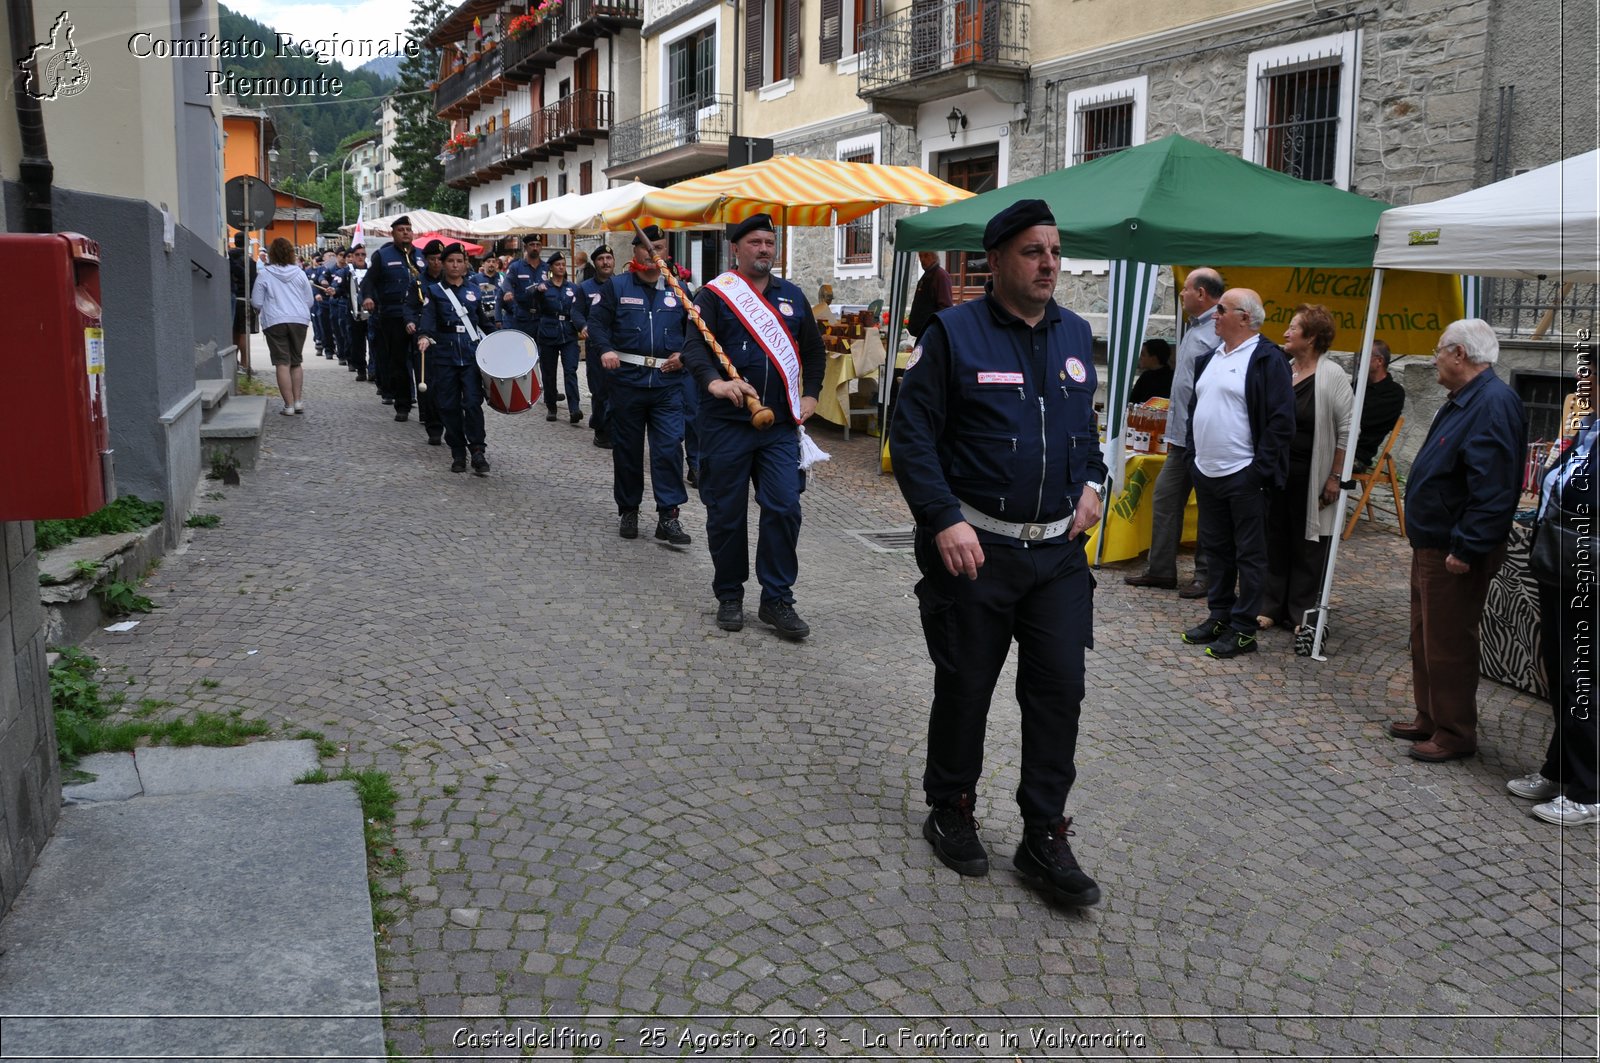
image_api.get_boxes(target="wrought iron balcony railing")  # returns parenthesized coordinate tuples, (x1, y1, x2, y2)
(858, 0, 1027, 96)
(609, 93, 733, 169)
(501, 0, 643, 80)
(443, 127, 506, 186)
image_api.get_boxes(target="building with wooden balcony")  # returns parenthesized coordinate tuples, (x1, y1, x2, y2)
(425, 0, 643, 224)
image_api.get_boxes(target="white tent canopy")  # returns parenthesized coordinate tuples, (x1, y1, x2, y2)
(471, 182, 662, 237)
(1311, 149, 1599, 659)
(339, 209, 475, 240)
(1374, 150, 1599, 281)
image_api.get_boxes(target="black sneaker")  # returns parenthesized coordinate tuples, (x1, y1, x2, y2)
(619, 510, 639, 539)
(450, 455, 467, 473)
(394, 409, 410, 422)
(758, 601, 810, 641)
(546, 409, 559, 422)
(381, 396, 394, 405)
(922, 793, 988, 877)
(355, 373, 368, 382)
(1206, 630, 1257, 659)
(470, 451, 490, 477)
(593, 432, 613, 449)
(1181, 618, 1228, 644)
(716, 600, 743, 631)
(655, 514, 691, 545)
(1014, 818, 1101, 907)
(570, 410, 584, 425)
(427, 431, 443, 446)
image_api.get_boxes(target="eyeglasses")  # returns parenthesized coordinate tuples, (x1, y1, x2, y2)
(1433, 343, 1458, 357)
(1218, 305, 1246, 317)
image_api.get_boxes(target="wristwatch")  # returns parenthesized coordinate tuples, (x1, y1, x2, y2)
(1083, 480, 1106, 501)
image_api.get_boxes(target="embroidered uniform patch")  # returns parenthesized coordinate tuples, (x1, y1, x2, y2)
(977, 372, 1024, 384)
(620, 296, 645, 306)
(664, 296, 678, 307)
(905, 346, 923, 371)
(779, 302, 794, 315)
(1066, 357, 1088, 383)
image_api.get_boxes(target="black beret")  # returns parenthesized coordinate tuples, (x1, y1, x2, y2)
(441, 243, 466, 259)
(392, 215, 412, 229)
(591, 243, 613, 258)
(982, 198, 1056, 251)
(726, 213, 776, 242)
(546, 251, 564, 265)
(632, 224, 665, 246)
(422, 239, 445, 255)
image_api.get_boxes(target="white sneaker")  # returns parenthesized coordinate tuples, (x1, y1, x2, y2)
(1506, 772, 1561, 800)
(278, 405, 295, 416)
(1531, 795, 1600, 826)
(293, 401, 305, 414)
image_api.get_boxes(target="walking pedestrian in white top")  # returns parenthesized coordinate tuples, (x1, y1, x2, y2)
(251, 237, 315, 414)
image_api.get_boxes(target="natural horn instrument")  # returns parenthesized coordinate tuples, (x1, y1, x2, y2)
(630, 219, 775, 430)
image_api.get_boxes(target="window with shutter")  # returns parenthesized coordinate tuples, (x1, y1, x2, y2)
(820, 0, 842, 65)
(783, 0, 801, 79)
(1242, 30, 1359, 189)
(745, 0, 764, 91)
(834, 133, 881, 275)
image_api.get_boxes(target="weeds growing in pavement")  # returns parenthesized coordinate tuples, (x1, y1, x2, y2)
(296, 765, 406, 931)
(99, 580, 154, 616)
(185, 513, 222, 529)
(35, 495, 164, 552)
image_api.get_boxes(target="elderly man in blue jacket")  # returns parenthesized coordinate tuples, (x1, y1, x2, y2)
(1386, 318, 1525, 762)
(1180, 287, 1295, 660)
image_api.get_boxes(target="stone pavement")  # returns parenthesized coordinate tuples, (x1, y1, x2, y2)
(72, 352, 1597, 1059)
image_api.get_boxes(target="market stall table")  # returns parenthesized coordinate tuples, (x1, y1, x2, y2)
(1083, 451, 1198, 564)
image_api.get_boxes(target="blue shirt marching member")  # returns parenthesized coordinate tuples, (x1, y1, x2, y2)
(326, 249, 353, 365)
(417, 244, 499, 476)
(307, 255, 332, 357)
(361, 218, 429, 422)
(468, 258, 504, 327)
(889, 199, 1108, 908)
(680, 214, 826, 641)
(531, 252, 587, 423)
(586, 225, 694, 548)
(502, 238, 550, 337)
(577, 244, 616, 449)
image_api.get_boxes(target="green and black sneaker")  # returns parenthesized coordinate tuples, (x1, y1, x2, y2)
(1205, 630, 1258, 658)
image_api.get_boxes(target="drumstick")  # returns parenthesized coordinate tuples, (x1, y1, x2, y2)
(630, 220, 774, 431)
(417, 338, 428, 393)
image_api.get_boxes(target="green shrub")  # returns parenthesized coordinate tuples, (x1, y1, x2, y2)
(35, 496, 164, 552)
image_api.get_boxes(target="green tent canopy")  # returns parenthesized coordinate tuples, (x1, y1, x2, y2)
(893, 134, 1387, 265)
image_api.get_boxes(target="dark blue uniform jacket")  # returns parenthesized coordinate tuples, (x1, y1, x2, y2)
(586, 270, 690, 389)
(890, 295, 1108, 542)
(368, 244, 427, 320)
(681, 273, 825, 422)
(531, 277, 586, 346)
(504, 258, 549, 328)
(419, 279, 498, 365)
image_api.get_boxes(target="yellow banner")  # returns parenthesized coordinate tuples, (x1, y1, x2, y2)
(1177, 267, 1463, 357)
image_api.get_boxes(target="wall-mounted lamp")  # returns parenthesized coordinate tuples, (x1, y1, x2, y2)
(946, 107, 967, 140)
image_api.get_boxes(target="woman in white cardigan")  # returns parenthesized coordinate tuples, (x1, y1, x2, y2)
(1259, 303, 1353, 633)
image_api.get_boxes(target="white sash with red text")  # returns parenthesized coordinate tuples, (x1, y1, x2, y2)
(704, 271, 803, 424)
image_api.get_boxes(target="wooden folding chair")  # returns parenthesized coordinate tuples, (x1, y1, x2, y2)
(1342, 415, 1406, 540)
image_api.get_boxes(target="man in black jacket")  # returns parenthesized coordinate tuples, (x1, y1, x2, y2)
(1180, 288, 1295, 659)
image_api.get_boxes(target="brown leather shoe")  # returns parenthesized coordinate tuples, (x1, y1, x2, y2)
(1408, 740, 1476, 762)
(1178, 579, 1209, 599)
(1124, 573, 1177, 589)
(1386, 721, 1431, 741)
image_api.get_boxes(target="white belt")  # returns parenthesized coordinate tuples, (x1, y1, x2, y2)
(959, 503, 1072, 542)
(616, 352, 672, 368)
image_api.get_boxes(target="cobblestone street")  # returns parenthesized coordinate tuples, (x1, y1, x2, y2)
(83, 354, 1597, 1059)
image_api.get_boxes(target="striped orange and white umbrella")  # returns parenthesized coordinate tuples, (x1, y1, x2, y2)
(600, 155, 974, 231)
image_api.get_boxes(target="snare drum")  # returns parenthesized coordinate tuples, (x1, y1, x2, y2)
(476, 330, 541, 415)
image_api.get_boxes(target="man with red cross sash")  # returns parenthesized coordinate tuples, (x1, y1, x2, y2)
(682, 214, 826, 640)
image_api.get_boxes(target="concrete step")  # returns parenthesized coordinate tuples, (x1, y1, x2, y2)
(198, 377, 232, 413)
(198, 394, 269, 471)
(37, 522, 167, 646)
(0, 742, 384, 1061)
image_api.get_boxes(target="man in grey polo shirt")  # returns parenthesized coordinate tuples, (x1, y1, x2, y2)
(1125, 268, 1223, 597)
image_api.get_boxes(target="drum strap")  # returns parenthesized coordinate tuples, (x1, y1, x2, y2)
(441, 286, 483, 344)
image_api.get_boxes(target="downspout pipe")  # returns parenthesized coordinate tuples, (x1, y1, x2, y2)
(7, 0, 55, 233)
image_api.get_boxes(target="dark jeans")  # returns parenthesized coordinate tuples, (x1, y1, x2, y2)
(1409, 545, 1505, 753)
(428, 357, 485, 456)
(609, 381, 686, 513)
(1537, 581, 1599, 804)
(914, 532, 1092, 824)
(698, 411, 800, 606)
(539, 338, 581, 414)
(1193, 465, 1270, 635)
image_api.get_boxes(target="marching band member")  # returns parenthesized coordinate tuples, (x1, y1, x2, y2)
(417, 243, 498, 476)
(578, 244, 616, 449)
(532, 252, 586, 424)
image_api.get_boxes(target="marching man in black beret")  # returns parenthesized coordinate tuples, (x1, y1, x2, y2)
(416, 243, 498, 476)
(680, 214, 826, 640)
(889, 199, 1108, 907)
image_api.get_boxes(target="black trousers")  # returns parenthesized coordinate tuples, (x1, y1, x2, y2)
(914, 532, 1093, 825)
(1261, 463, 1328, 627)
(1193, 466, 1270, 635)
(1538, 581, 1599, 804)
(377, 317, 414, 411)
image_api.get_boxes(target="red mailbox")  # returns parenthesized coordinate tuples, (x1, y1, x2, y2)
(0, 233, 112, 520)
